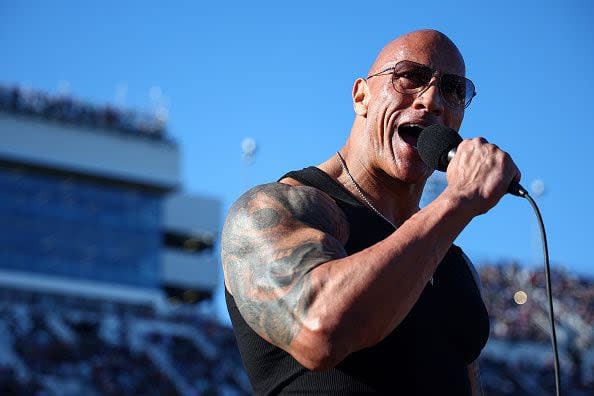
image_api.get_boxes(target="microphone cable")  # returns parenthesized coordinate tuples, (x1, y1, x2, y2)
(519, 191, 561, 396)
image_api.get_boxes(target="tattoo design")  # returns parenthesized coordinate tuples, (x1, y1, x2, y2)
(221, 183, 349, 348)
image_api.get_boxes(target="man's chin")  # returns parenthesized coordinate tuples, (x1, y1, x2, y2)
(389, 159, 433, 187)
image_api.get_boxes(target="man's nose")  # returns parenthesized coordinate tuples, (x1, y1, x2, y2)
(412, 79, 444, 115)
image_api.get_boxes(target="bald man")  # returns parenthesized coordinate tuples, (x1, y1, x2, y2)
(222, 30, 520, 395)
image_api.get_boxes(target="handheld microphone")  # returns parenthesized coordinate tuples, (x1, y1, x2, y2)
(416, 124, 527, 197)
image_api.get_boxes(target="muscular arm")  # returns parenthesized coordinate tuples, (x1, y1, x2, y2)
(222, 136, 518, 370)
(222, 183, 350, 351)
(222, 181, 476, 370)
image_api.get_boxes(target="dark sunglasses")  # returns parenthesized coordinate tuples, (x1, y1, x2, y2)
(366, 60, 476, 109)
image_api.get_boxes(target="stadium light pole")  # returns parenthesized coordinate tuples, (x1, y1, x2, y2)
(240, 137, 257, 192)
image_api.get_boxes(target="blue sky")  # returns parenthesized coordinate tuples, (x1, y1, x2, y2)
(2, 1, 593, 318)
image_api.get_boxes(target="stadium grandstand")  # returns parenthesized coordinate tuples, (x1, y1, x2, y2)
(477, 261, 594, 395)
(0, 84, 593, 395)
(0, 84, 249, 395)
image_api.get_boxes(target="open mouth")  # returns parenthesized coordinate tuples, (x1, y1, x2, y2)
(398, 124, 425, 148)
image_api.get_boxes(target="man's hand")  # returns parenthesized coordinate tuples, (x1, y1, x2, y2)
(444, 137, 521, 216)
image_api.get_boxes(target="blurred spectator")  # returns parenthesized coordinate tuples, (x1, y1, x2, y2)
(478, 261, 594, 395)
(0, 287, 250, 395)
(0, 84, 169, 142)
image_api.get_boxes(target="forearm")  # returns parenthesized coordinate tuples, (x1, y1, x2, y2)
(302, 190, 475, 363)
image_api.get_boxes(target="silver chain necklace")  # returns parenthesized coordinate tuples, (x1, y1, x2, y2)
(335, 151, 434, 286)
(336, 151, 396, 228)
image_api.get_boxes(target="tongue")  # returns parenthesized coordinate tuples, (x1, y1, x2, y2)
(399, 126, 422, 148)
(402, 133, 418, 147)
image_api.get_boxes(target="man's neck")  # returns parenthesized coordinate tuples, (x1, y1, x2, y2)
(318, 151, 425, 228)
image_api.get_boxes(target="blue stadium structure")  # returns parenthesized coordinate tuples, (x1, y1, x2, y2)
(0, 84, 219, 301)
(0, 86, 250, 395)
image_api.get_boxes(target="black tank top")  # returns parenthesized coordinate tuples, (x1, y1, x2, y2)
(225, 167, 490, 395)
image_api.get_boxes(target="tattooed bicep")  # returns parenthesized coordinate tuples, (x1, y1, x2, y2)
(221, 182, 349, 290)
(220, 182, 349, 347)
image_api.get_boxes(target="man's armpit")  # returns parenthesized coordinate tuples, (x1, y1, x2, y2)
(221, 182, 349, 348)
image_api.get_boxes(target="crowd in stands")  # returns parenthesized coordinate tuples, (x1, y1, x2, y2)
(0, 287, 249, 395)
(478, 261, 594, 395)
(0, 84, 169, 141)
(0, 261, 592, 395)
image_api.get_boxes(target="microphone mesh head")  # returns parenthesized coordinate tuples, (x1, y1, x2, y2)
(417, 125, 462, 171)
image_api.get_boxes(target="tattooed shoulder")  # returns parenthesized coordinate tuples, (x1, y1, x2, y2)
(225, 182, 349, 242)
(220, 182, 349, 347)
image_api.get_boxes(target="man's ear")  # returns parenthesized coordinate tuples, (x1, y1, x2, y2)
(352, 78, 369, 117)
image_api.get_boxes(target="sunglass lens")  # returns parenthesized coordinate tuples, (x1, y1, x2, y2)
(393, 63, 433, 92)
(441, 74, 472, 108)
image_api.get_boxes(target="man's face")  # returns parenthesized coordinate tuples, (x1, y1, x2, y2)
(363, 32, 466, 184)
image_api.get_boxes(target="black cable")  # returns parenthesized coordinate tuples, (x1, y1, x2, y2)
(522, 192, 561, 396)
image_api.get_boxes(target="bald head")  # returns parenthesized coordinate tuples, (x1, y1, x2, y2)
(368, 30, 465, 77)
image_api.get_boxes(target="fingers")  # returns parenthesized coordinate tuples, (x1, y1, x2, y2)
(501, 150, 521, 183)
(457, 138, 518, 179)
(446, 136, 520, 215)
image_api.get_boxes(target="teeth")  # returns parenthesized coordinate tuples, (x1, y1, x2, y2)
(399, 124, 424, 133)
(398, 124, 424, 148)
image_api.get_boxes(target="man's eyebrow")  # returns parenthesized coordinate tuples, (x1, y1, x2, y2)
(366, 62, 398, 78)
(374, 62, 398, 72)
